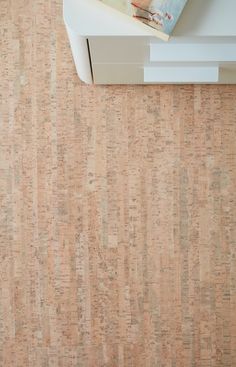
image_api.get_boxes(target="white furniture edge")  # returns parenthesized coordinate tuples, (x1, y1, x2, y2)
(65, 25, 93, 84)
(64, 0, 236, 84)
(63, 0, 161, 83)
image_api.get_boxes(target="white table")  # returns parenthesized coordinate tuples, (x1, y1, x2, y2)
(64, 0, 236, 84)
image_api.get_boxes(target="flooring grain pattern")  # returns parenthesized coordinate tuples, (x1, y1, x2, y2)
(0, 0, 236, 366)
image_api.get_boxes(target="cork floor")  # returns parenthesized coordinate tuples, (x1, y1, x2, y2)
(1, 0, 236, 366)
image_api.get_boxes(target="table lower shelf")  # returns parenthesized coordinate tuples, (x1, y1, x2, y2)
(88, 36, 236, 84)
(92, 62, 236, 84)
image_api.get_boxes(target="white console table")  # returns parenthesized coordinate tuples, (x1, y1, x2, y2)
(63, 0, 236, 84)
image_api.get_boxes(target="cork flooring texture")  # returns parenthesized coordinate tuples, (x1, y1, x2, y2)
(1, 0, 236, 366)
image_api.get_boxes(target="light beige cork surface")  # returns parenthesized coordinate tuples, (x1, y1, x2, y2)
(1, 0, 236, 366)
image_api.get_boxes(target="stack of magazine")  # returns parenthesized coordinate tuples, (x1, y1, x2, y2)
(99, 0, 188, 41)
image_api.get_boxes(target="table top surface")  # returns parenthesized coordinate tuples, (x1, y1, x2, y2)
(174, 0, 236, 37)
(64, 0, 236, 38)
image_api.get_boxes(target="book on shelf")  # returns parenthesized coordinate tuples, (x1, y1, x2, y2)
(99, 0, 188, 41)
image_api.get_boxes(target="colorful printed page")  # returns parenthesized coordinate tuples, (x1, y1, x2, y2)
(100, 0, 188, 40)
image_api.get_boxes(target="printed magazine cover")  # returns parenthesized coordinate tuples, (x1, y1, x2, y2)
(100, 0, 188, 40)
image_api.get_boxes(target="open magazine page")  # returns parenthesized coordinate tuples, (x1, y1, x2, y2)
(100, 0, 188, 37)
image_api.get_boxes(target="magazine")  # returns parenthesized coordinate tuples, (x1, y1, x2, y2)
(100, 0, 188, 41)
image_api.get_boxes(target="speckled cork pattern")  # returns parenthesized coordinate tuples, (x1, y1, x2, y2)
(1, 0, 236, 366)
